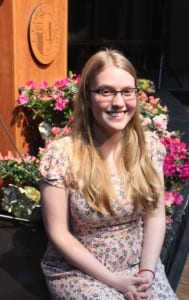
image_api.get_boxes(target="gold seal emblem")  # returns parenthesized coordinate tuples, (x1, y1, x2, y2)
(29, 4, 61, 65)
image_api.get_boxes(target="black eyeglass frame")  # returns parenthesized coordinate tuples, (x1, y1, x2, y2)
(90, 88, 139, 98)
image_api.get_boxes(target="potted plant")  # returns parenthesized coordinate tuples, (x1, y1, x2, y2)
(138, 81, 189, 224)
(0, 151, 41, 223)
(15, 71, 80, 151)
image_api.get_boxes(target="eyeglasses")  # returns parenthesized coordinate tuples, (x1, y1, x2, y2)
(90, 88, 138, 100)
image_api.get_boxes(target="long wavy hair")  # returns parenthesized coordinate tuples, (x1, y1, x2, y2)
(71, 48, 163, 215)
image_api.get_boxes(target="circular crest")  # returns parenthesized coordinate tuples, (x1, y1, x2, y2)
(29, 4, 61, 65)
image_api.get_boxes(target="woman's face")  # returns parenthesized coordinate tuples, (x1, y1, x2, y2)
(89, 65, 137, 139)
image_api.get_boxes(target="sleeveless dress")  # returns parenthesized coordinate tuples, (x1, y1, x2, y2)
(39, 132, 178, 300)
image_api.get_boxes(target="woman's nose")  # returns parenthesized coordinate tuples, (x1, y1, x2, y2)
(111, 92, 125, 106)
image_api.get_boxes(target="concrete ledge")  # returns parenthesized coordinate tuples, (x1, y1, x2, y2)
(161, 185, 189, 290)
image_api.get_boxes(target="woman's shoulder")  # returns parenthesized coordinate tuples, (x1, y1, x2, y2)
(144, 130, 166, 158)
(40, 135, 74, 166)
(145, 130, 159, 143)
(44, 135, 73, 154)
(145, 130, 163, 147)
(39, 135, 73, 188)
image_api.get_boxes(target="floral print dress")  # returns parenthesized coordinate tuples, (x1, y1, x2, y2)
(39, 132, 178, 300)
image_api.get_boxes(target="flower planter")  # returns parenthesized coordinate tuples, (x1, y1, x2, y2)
(0, 216, 51, 299)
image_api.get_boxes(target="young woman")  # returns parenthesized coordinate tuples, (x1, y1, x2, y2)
(40, 49, 178, 299)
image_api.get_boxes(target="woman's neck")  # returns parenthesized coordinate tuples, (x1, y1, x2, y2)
(94, 131, 123, 173)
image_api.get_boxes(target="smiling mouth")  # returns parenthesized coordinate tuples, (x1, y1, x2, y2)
(106, 110, 127, 117)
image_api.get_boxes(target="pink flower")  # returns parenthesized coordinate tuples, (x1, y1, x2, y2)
(74, 74, 81, 85)
(162, 105, 168, 112)
(173, 192, 183, 205)
(53, 78, 71, 89)
(0, 151, 22, 162)
(163, 156, 176, 176)
(63, 127, 72, 135)
(40, 80, 48, 90)
(164, 191, 183, 206)
(146, 88, 155, 94)
(69, 116, 74, 123)
(153, 114, 168, 131)
(161, 136, 189, 182)
(55, 95, 69, 111)
(164, 191, 175, 206)
(149, 96, 160, 106)
(3, 151, 16, 160)
(142, 117, 151, 127)
(151, 108, 158, 114)
(26, 80, 36, 89)
(179, 162, 189, 180)
(166, 216, 174, 224)
(138, 92, 148, 101)
(17, 94, 29, 105)
(51, 127, 61, 136)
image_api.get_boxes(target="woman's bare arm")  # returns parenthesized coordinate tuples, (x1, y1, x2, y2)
(41, 182, 147, 296)
(139, 172, 166, 281)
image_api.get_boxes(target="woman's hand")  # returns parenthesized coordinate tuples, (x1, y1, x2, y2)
(135, 270, 153, 299)
(124, 289, 150, 300)
(111, 273, 149, 299)
(124, 270, 153, 300)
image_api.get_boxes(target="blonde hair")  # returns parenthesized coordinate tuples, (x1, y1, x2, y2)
(71, 48, 162, 215)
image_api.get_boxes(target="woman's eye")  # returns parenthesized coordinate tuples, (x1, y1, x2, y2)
(122, 90, 131, 95)
(100, 89, 112, 96)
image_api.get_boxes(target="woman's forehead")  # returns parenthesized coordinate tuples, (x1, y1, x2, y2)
(93, 66, 135, 86)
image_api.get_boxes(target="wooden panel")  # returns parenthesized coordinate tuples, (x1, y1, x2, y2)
(176, 254, 189, 299)
(13, 0, 68, 86)
(0, 0, 68, 155)
(0, 1, 15, 156)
